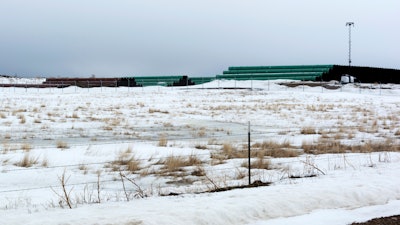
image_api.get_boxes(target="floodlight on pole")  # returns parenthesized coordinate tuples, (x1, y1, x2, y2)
(346, 22, 354, 67)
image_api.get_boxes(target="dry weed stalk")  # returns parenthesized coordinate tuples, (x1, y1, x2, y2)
(51, 170, 73, 209)
(119, 171, 146, 198)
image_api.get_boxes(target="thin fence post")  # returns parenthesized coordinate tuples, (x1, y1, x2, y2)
(248, 121, 251, 185)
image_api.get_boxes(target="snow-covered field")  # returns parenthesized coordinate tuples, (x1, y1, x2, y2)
(1, 79, 399, 225)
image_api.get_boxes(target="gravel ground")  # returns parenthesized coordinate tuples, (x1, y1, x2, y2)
(351, 215, 400, 225)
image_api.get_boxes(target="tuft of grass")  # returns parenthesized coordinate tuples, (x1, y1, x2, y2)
(158, 135, 168, 147)
(300, 127, 317, 135)
(21, 143, 32, 152)
(18, 114, 26, 124)
(15, 152, 38, 167)
(162, 154, 202, 172)
(241, 156, 272, 170)
(194, 144, 208, 150)
(191, 166, 206, 176)
(41, 156, 49, 167)
(302, 138, 400, 154)
(302, 140, 345, 154)
(34, 118, 42, 123)
(72, 112, 79, 119)
(252, 140, 300, 158)
(56, 140, 69, 149)
(111, 148, 141, 173)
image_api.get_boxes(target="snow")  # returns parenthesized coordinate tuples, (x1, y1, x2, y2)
(0, 78, 400, 224)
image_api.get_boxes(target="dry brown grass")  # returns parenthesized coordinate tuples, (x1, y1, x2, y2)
(252, 140, 300, 158)
(72, 112, 79, 119)
(300, 127, 317, 135)
(158, 135, 168, 147)
(41, 156, 49, 167)
(218, 143, 248, 159)
(302, 140, 345, 154)
(161, 154, 202, 172)
(15, 152, 38, 167)
(4, 133, 11, 140)
(302, 138, 399, 154)
(21, 143, 32, 151)
(18, 114, 26, 124)
(148, 108, 169, 114)
(111, 149, 141, 173)
(191, 166, 206, 176)
(241, 155, 272, 170)
(33, 118, 42, 123)
(56, 140, 69, 149)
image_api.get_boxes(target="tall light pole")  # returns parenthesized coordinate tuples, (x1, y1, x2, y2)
(346, 22, 354, 67)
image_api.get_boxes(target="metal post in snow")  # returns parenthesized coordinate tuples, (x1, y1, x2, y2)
(248, 121, 251, 185)
(346, 22, 354, 67)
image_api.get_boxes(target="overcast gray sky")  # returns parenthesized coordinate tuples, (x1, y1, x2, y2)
(0, 0, 399, 77)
